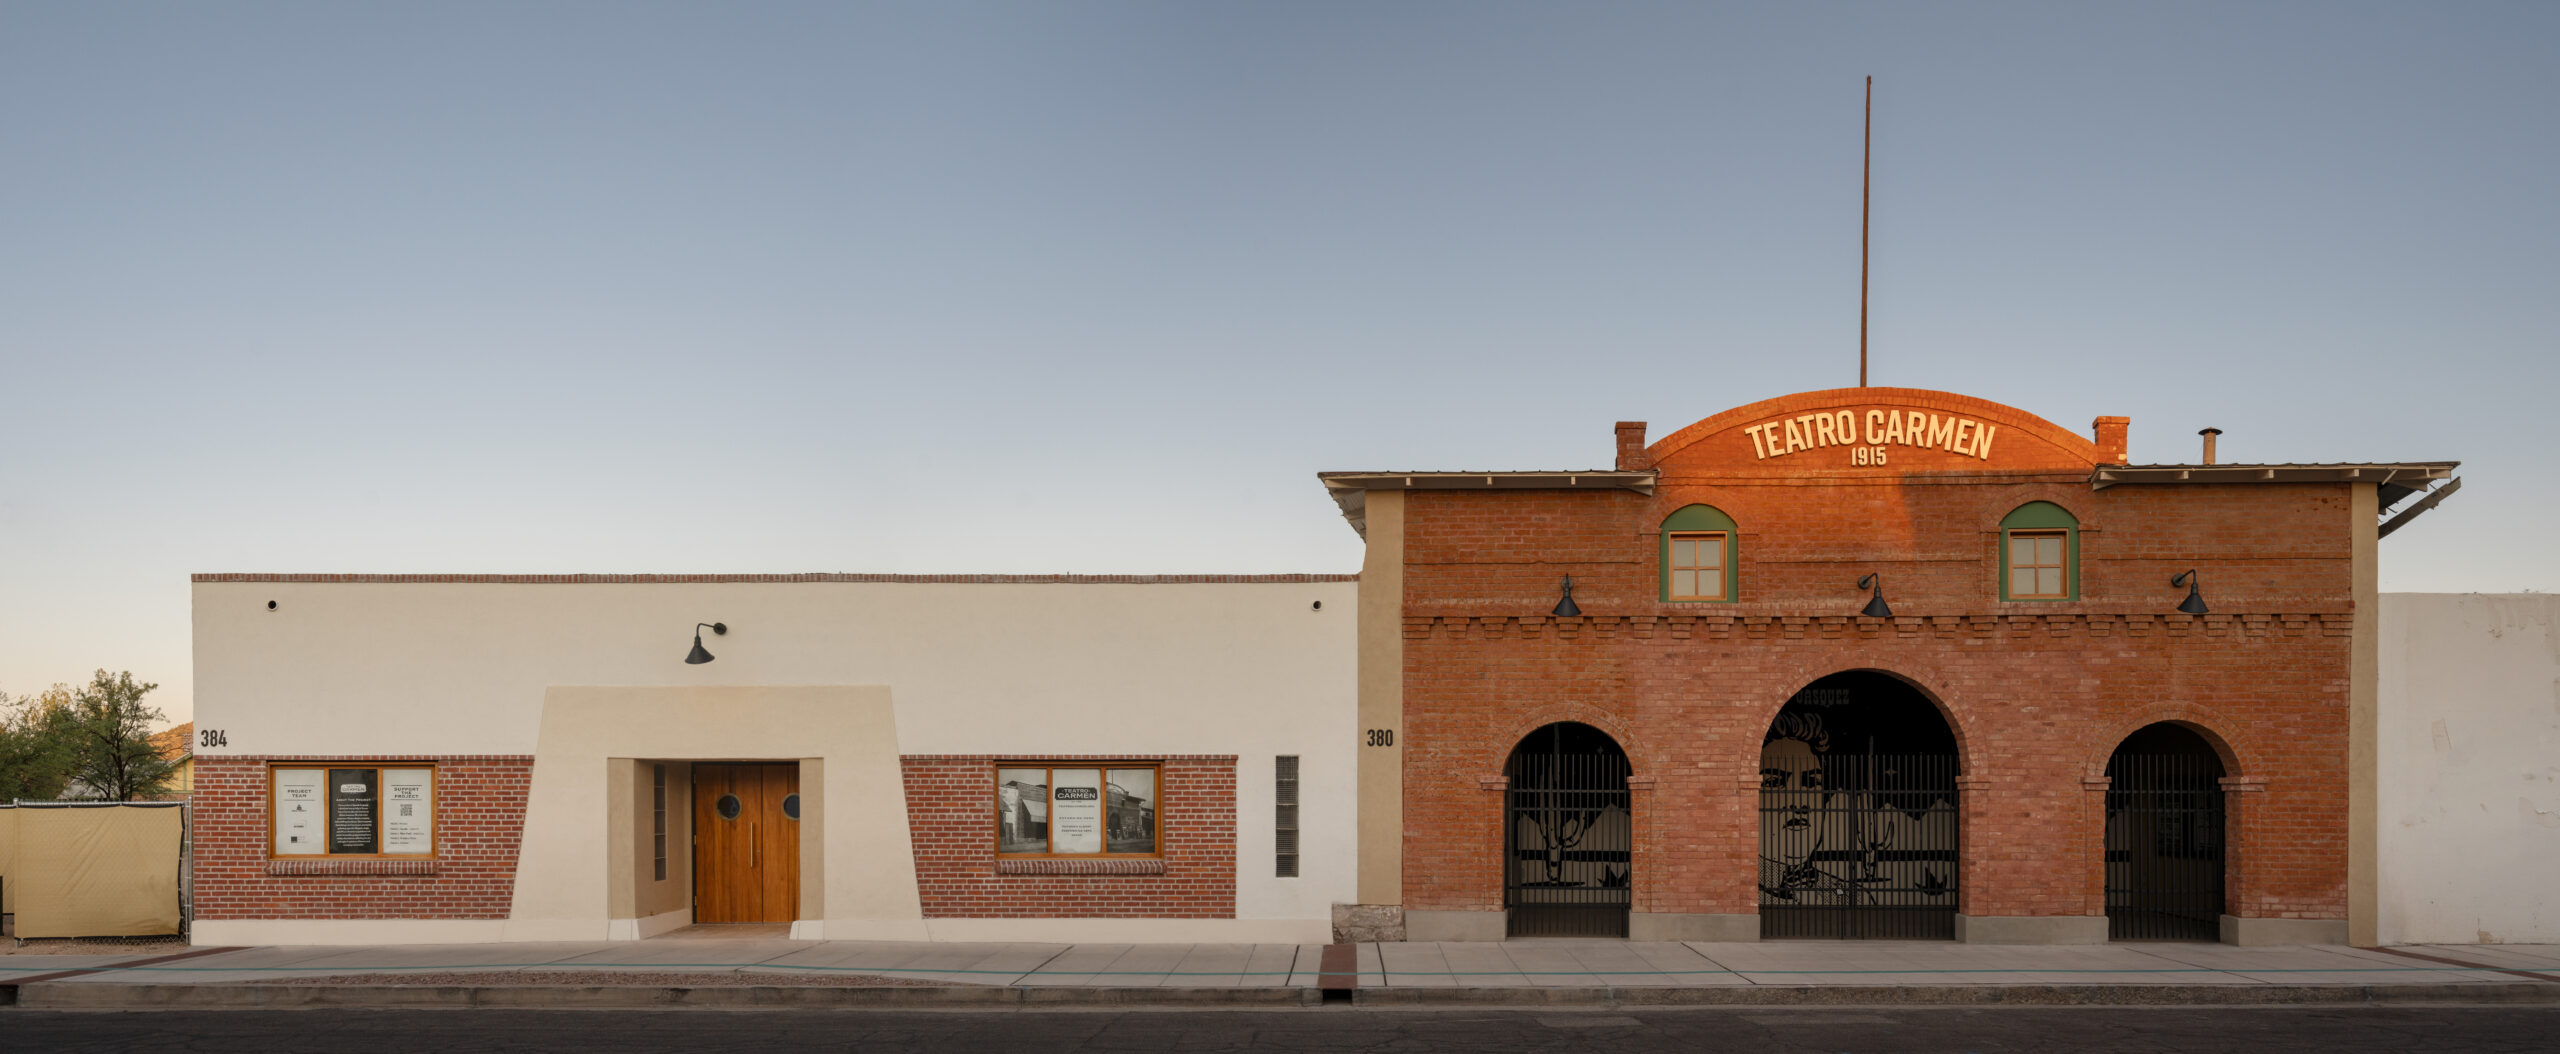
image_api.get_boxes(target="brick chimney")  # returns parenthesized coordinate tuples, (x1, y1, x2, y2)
(1615, 422, 1651, 471)
(2092, 417, 2130, 465)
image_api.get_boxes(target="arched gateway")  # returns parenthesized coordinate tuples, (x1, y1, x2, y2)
(1504, 722, 1632, 937)
(2103, 724, 2227, 940)
(1759, 672, 1961, 939)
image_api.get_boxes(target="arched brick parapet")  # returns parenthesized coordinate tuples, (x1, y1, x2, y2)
(1646, 386, 2100, 473)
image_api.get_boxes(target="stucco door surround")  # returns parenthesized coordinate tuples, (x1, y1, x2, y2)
(506, 686, 929, 942)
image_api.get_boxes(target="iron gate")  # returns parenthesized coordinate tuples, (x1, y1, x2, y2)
(2104, 753, 2225, 940)
(1504, 724, 1631, 938)
(1758, 752, 1959, 939)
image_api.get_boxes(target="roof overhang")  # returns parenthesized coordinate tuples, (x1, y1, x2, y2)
(1317, 470, 1658, 539)
(2089, 461, 2463, 541)
(2089, 462, 2457, 492)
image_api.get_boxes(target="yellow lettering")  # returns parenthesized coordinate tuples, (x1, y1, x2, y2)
(1883, 411, 1905, 445)
(1974, 424, 1996, 460)
(1835, 411, 1857, 445)
(1794, 415, 1818, 452)
(1906, 411, 1928, 445)
(1814, 414, 1838, 447)
(1866, 410, 1886, 445)
(1783, 417, 1808, 454)
(1927, 414, 1956, 450)
(1745, 424, 1768, 459)
(1953, 419, 1977, 456)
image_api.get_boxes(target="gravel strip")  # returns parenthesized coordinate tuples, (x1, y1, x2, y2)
(265, 970, 967, 988)
(2, 937, 190, 956)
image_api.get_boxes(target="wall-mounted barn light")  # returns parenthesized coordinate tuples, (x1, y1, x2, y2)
(1857, 574, 1893, 618)
(1551, 576, 1582, 618)
(685, 622, 727, 665)
(2171, 571, 2210, 615)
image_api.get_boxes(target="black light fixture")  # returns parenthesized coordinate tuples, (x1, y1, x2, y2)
(1551, 575, 1582, 618)
(1857, 573, 1893, 618)
(2171, 571, 2210, 615)
(685, 622, 727, 664)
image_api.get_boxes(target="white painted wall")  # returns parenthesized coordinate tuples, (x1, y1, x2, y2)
(2378, 593, 2560, 945)
(192, 578, 1358, 928)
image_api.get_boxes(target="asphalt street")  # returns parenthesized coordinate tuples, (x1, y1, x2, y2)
(6, 1005, 2558, 1053)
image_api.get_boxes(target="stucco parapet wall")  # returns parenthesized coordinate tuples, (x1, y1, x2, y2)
(193, 573, 1357, 584)
(906, 754, 1238, 761)
(1402, 611, 2351, 641)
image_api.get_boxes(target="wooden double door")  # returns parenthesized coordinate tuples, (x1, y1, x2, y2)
(693, 763, 801, 924)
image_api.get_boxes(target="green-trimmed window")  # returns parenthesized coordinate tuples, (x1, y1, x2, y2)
(1999, 501, 2079, 601)
(1659, 504, 1739, 602)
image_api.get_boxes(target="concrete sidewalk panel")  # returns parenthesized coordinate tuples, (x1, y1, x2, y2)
(1019, 943, 1134, 986)
(1435, 942, 1529, 986)
(1237, 944, 1298, 988)
(1374, 941, 1453, 987)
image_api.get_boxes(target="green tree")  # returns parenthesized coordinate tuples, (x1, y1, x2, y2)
(61, 670, 179, 802)
(0, 685, 78, 801)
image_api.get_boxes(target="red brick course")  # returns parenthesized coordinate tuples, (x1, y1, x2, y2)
(902, 756, 1236, 918)
(196, 754, 1243, 922)
(191, 756, 534, 920)
(1399, 390, 2354, 925)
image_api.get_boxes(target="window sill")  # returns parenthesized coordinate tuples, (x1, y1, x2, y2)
(995, 858, 1166, 875)
(265, 858, 439, 876)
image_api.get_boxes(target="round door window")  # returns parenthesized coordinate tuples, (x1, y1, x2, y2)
(783, 794, 801, 821)
(715, 793, 742, 820)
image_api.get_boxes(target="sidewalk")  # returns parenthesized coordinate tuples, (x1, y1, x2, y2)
(7, 931, 2558, 1008)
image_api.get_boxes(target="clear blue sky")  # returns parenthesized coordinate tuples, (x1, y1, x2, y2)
(5, 2, 2553, 723)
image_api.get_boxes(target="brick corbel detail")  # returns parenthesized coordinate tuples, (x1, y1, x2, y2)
(1396, 611, 2352, 642)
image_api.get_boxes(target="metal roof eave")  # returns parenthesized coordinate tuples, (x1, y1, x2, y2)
(1317, 471, 1659, 540)
(2088, 462, 2458, 492)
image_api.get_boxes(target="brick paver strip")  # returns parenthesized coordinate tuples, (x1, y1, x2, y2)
(1317, 944, 1358, 990)
(2366, 946, 2560, 984)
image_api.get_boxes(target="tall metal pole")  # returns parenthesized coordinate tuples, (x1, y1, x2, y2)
(1860, 76, 1872, 388)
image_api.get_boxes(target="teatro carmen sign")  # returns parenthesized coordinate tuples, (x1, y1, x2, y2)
(1743, 408, 2000, 465)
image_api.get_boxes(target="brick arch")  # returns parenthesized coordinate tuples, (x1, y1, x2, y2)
(1737, 664, 1984, 777)
(1488, 705, 1653, 781)
(1981, 487, 2103, 534)
(2084, 706, 2259, 781)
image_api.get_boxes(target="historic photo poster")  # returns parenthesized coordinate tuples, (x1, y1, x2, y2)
(273, 767, 325, 855)
(997, 768, 1048, 853)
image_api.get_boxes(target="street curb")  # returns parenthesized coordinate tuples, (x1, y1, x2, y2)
(8, 981, 2557, 1010)
(4, 984, 1324, 1010)
(1354, 982, 2560, 1007)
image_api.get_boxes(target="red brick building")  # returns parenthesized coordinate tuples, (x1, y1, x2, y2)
(1323, 387, 2453, 944)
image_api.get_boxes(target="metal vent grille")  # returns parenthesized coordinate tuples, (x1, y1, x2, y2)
(651, 764, 668, 882)
(1275, 755, 1300, 878)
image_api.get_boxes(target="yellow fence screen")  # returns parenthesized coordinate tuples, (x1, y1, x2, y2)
(0, 807, 17, 916)
(12, 804, 183, 938)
